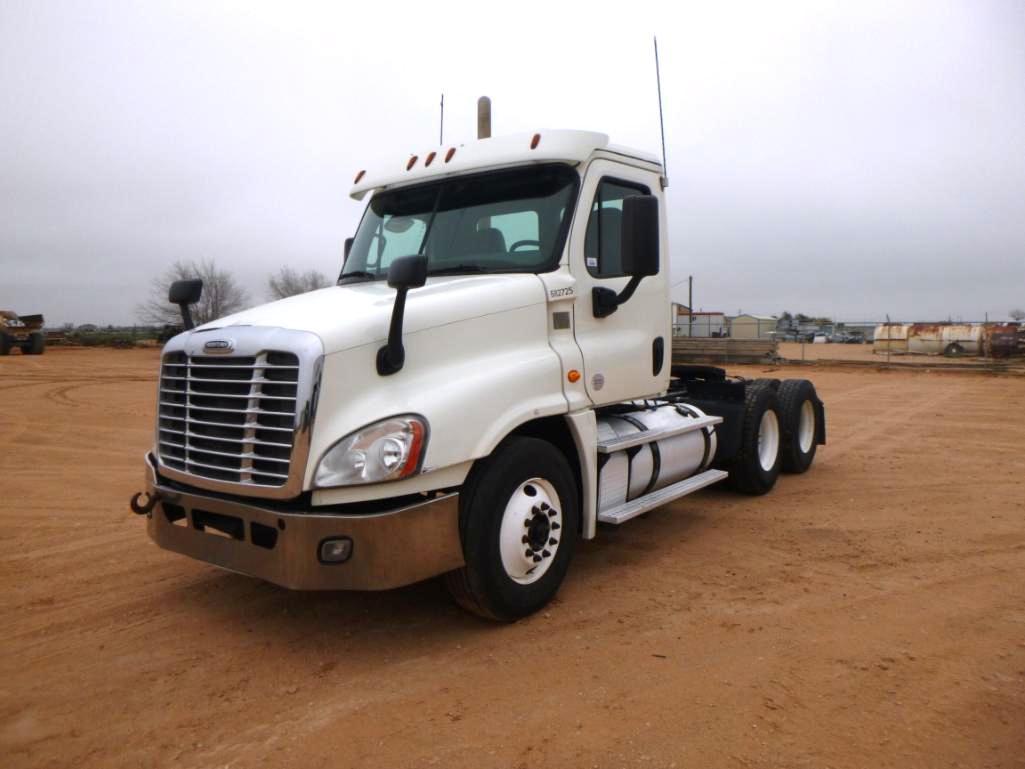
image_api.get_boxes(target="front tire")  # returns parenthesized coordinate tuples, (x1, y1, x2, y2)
(444, 437, 579, 622)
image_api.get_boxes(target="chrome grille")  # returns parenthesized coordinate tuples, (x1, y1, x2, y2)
(157, 351, 301, 487)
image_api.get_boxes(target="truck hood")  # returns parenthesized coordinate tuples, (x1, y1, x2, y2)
(193, 274, 547, 355)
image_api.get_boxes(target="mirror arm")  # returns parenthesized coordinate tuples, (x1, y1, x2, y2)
(178, 303, 195, 331)
(592, 275, 644, 319)
(615, 275, 644, 305)
(376, 287, 411, 376)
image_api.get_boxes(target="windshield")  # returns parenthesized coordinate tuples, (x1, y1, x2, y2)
(341, 164, 579, 281)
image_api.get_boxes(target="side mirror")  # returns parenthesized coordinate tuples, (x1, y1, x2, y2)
(620, 195, 659, 277)
(168, 279, 203, 330)
(386, 254, 428, 290)
(592, 195, 659, 318)
(377, 255, 428, 376)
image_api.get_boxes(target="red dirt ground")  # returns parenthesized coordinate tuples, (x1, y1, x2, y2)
(2, 348, 1024, 769)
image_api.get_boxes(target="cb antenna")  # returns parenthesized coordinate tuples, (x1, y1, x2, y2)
(653, 36, 668, 187)
(439, 93, 445, 145)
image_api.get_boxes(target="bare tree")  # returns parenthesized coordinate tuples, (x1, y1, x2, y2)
(267, 267, 332, 300)
(136, 259, 249, 326)
(1010, 308, 1025, 322)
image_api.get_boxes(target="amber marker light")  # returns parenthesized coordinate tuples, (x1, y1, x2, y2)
(530, 133, 541, 149)
(406, 155, 418, 170)
(425, 151, 437, 167)
(353, 169, 366, 184)
(445, 147, 456, 162)
(567, 370, 581, 383)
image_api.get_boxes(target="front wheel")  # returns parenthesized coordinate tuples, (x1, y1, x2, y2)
(444, 436, 579, 622)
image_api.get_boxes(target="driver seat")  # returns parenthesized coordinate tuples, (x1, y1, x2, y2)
(456, 226, 507, 257)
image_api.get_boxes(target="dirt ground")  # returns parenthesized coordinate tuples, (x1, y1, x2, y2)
(2, 348, 1024, 769)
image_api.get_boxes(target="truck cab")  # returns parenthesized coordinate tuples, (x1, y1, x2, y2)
(133, 130, 825, 621)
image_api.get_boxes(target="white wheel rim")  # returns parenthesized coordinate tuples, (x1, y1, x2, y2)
(798, 400, 815, 454)
(757, 410, 780, 472)
(498, 478, 563, 585)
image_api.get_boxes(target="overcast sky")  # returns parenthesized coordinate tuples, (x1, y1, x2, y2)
(2, 0, 1023, 325)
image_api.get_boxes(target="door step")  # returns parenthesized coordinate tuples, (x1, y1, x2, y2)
(596, 415, 722, 454)
(596, 468, 729, 525)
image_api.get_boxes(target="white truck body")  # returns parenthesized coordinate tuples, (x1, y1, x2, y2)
(133, 130, 825, 620)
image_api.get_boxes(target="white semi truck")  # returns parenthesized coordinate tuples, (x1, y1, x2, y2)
(131, 129, 825, 621)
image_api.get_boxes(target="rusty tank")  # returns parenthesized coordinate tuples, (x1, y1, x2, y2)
(983, 323, 1022, 358)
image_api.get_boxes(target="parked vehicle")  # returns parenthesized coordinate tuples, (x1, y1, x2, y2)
(0, 311, 45, 355)
(130, 129, 826, 620)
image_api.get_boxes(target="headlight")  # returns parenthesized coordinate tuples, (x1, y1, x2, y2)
(314, 415, 427, 488)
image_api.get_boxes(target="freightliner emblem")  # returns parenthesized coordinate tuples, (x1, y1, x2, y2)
(203, 339, 234, 354)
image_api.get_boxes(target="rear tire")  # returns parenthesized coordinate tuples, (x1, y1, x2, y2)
(25, 332, 45, 355)
(944, 342, 965, 357)
(778, 379, 819, 474)
(444, 436, 579, 622)
(727, 383, 782, 495)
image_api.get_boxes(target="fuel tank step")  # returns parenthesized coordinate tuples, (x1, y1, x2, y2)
(596, 414, 722, 454)
(596, 468, 729, 525)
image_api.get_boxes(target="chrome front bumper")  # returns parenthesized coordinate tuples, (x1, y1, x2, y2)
(139, 453, 464, 590)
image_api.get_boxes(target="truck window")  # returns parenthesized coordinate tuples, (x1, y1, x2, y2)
(584, 179, 650, 278)
(341, 164, 579, 281)
(479, 211, 539, 258)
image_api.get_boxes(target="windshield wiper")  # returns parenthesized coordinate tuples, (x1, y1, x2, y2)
(338, 270, 382, 284)
(426, 264, 486, 276)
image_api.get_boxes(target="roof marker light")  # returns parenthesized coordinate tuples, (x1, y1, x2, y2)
(425, 151, 437, 167)
(445, 147, 456, 163)
(406, 155, 418, 171)
(354, 169, 366, 184)
(530, 133, 541, 149)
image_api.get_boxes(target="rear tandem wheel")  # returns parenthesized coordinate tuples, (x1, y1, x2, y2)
(726, 382, 783, 495)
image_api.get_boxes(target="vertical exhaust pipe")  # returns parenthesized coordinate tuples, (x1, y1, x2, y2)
(477, 96, 491, 139)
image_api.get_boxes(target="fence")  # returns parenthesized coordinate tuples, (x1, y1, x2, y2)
(671, 320, 1025, 366)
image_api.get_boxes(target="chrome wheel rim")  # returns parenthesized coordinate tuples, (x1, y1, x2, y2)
(498, 478, 562, 585)
(798, 400, 815, 454)
(757, 410, 780, 472)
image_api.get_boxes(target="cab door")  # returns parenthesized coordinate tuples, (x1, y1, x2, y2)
(568, 159, 670, 406)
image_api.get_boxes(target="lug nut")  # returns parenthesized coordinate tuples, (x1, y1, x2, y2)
(532, 506, 541, 515)
(525, 549, 533, 557)
(532, 555, 542, 563)
(540, 502, 550, 511)
(542, 549, 551, 558)
(551, 522, 560, 530)
(548, 509, 557, 518)
(549, 538, 558, 545)
(522, 535, 529, 544)
(524, 519, 531, 527)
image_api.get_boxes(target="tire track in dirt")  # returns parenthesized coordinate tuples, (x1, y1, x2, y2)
(818, 379, 968, 463)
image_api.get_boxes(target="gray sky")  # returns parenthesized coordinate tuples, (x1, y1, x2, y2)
(2, 0, 1023, 325)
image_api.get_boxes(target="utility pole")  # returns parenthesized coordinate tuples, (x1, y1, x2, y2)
(688, 275, 693, 337)
(477, 96, 491, 139)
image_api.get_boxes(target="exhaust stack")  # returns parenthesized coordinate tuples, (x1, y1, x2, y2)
(477, 96, 491, 139)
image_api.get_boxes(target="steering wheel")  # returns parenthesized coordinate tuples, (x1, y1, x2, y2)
(509, 239, 542, 252)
